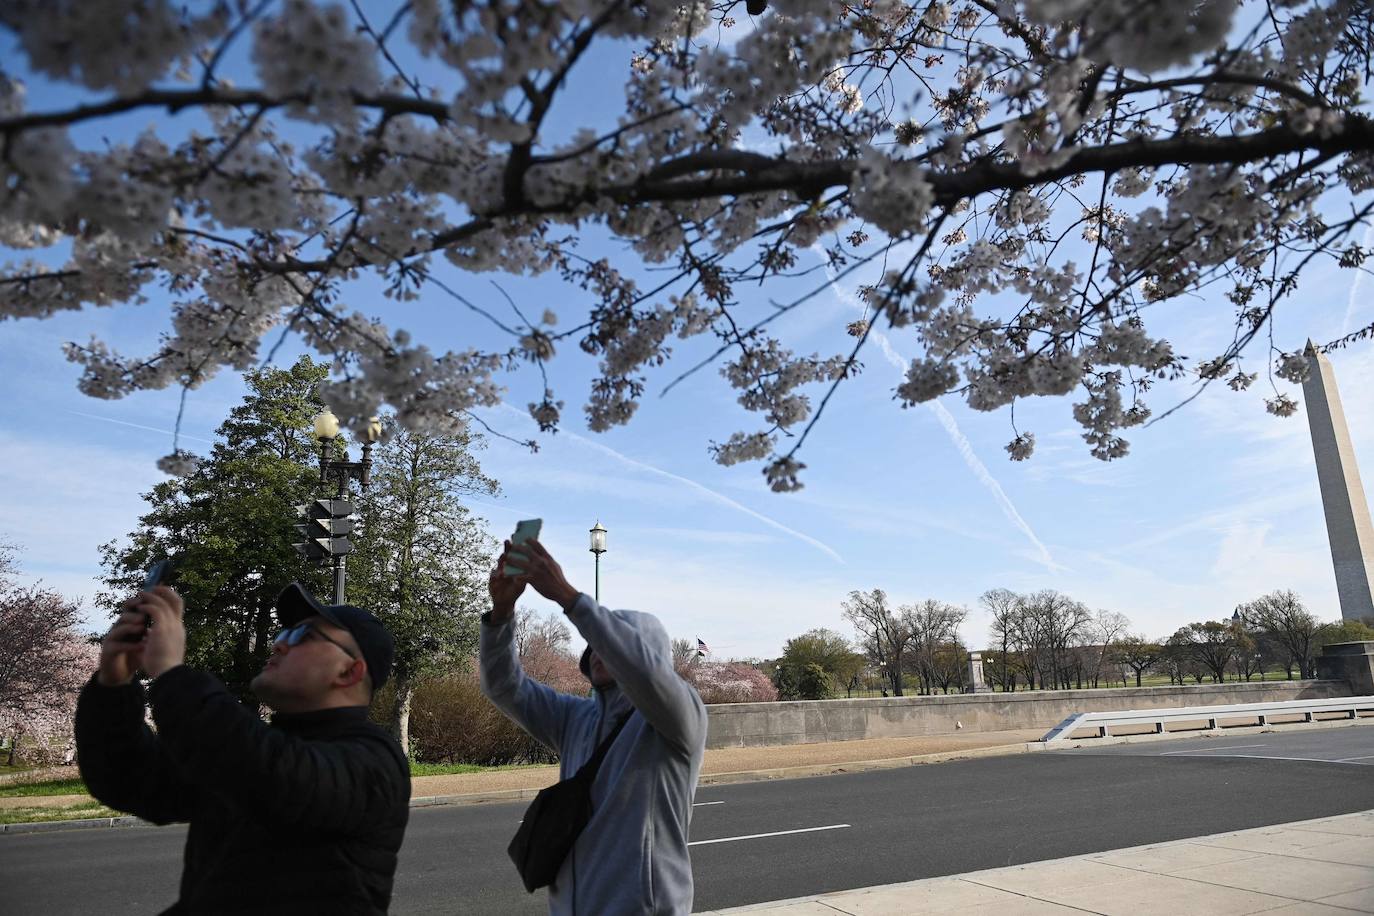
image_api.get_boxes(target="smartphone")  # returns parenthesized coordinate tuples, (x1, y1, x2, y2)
(503, 519, 542, 576)
(142, 558, 174, 591)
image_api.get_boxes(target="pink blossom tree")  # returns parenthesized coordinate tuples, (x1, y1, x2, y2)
(0, 557, 98, 765)
(1, 2, 1370, 487)
(684, 661, 779, 705)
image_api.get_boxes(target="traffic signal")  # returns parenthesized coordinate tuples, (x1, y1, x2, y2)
(294, 498, 355, 562)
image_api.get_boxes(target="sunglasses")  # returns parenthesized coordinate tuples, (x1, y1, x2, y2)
(273, 621, 358, 660)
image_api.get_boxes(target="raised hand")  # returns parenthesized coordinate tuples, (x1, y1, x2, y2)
(488, 540, 527, 622)
(513, 539, 580, 610)
(135, 586, 187, 678)
(97, 605, 149, 687)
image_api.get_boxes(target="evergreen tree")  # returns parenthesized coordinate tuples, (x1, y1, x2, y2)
(346, 423, 499, 753)
(98, 358, 334, 702)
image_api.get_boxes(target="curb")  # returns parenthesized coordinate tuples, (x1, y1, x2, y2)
(1, 815, 147, 835)
(694, 740, 1045, 787)
(7, 717, 1370, 834)
(1044, 713, 1374, 749)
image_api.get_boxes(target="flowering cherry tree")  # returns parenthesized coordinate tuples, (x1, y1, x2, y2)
(0, 551, 98, 765)
(1, 1, 1371, 488)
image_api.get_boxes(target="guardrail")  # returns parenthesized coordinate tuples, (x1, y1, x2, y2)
(1042, 695, 1374, 743)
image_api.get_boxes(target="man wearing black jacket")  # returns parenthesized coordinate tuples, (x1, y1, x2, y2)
(75, 582, 411, 915)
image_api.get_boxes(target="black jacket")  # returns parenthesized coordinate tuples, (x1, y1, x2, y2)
(75, 666, 410, 915)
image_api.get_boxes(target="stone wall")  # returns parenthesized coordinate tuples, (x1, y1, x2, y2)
(1317, 641, 1374, 694)
(704, 680, 1350, 748)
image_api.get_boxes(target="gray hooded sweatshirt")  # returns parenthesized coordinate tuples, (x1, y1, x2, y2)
(480, 593, 708, 915)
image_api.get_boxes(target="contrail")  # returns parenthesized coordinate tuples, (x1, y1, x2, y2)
(871, 336, 1062, 572)
(1341, 222, 1374, 337)
(493, 405, 845, 563)
(64, 410, 216, 445)
(814, 247, 1059, 572)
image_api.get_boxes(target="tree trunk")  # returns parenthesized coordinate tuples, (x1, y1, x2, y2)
(387, 676, 414, 757)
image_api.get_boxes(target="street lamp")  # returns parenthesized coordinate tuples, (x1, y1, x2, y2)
(305, 409, 382, 603)
(589, 521, 607, 604)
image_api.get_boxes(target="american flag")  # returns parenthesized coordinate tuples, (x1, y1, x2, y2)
(696, 637, 710, 658)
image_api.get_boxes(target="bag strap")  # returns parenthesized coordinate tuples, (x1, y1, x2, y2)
(573, 712, 633, 781)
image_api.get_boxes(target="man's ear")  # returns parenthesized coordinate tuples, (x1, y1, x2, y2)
(337, 657, 367, 690)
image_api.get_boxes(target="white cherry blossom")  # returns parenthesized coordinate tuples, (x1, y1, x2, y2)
(0, 0, 1367, 490)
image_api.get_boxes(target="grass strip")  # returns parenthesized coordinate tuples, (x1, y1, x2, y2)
(0, 800, 119, 825)
(0, 778, 88, 798)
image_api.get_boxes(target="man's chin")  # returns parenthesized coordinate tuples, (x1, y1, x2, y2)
(249, 670, 276, 701)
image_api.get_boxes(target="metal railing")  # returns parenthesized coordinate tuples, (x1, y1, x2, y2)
(1042, 695, 1374, 743)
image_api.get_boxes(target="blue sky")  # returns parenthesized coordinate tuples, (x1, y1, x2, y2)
(2, 10, 1372, 660)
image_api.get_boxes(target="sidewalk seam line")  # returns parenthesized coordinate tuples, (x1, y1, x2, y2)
(954, 878, 1109, 915)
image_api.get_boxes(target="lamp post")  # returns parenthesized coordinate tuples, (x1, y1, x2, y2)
(310, 410, 382, 603)
(589, 521, 607, 604)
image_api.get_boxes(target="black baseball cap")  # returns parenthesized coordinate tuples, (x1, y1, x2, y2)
(275, 582, 394, 691)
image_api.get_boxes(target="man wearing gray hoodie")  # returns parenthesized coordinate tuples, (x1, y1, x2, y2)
(482, 536, 708, 915)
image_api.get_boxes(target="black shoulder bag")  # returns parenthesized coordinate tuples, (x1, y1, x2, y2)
(508, 713, 632, 893)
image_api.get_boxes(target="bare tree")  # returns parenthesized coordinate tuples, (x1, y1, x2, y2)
(670, 637, 698, 677)
(1021, 590, 1094, 690)
(1087, 610, 1131, 688)
(1233, 629, 1264, 681)
(904, 599, 969, 694)
(1111, 635, 1162, 687)
(982, 588, 1023, 692)
(929, 639, 970, 695)
(1176, 622, 1237, 683)
(843, 589, 916, 697)
(515, 607, 578, 688)
(1237, 591, 1321, 679)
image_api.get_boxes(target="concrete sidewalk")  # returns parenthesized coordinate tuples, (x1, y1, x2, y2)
(702, 810, 1374, 915)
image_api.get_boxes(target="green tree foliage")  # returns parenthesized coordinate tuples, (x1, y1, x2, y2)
(98, 358, 334, 701)
(773, 628, 862, 699)
(1315, 619, 1374, 653)
(774, 662, 834, 701)
(347, 422, 499, 752)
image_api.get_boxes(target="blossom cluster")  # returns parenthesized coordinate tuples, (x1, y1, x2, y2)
(0, 0, 1366, 489)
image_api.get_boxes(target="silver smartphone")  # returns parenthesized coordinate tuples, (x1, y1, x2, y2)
(503, 519, 542, 576)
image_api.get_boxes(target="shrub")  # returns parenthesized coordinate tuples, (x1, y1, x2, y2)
(408, 670, 559, 766)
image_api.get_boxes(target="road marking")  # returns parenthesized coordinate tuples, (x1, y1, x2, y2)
(693, 801, 725, 807)
(1161, 753, 1367, 765)
(688, 824, 850, 847)
(1335, 754, 1374, 762)
(1160, 744, 1268, 756)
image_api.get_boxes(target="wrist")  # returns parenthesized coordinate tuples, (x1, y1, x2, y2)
(95, 669, 135, 688)
(556, 586, 582, 612)
(144, 657, 182, 679)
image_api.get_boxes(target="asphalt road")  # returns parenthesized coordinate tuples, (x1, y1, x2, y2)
(3, 726, 1373, 914)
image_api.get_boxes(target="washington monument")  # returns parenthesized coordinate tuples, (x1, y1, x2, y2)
(1302, 342, 1374, 622)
